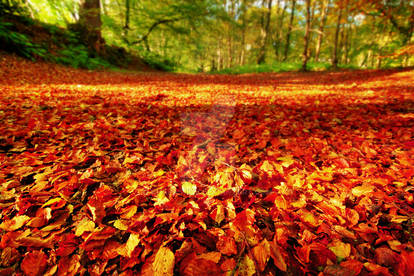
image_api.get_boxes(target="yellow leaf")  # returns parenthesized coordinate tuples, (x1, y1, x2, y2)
(299, 210, 320, 228)
(41, 197, 65, 208)
(153, 170, 165, 177)
(113, 220, 128, 231)
(0, 215, 30, 231)
(124, 233, 140, 257)
(328, 240, 351, 259)
(260, 160, 274, 175)
(182, 182, 197, 195)
(206, 186, 226, 198)
(154, 191, 169, 206)
(352, 185, 374, 197)
(238, 255, 256, 276)
(390, 215, 409, 223)
(74, 218, 95, 236)
(152, 246, 175, 276)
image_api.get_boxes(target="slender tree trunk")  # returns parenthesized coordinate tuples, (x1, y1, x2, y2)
(257, 0, 273, 64)
(217, 40, 223, 70)
(274, 0, 287, 60)
(332, 4, 343, 69)
(240, 0, 247, 65)
(283, 0, 296, 61)
(314, 0, 330, 62)
(123, 0, 130, 37)
(301, 0, 311, 71)
(344, 23, 351, 64)
(227, 0, 236, 68)
(78, 0, 104, 54)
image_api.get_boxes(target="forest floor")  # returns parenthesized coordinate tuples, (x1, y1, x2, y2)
(1, 54, 414, 275)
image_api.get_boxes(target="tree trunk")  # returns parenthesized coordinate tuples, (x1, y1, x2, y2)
(78, 0, 104, 54)
(257, 0, 273, 64)
(124, 0, 130, 37)
(283, 0, 296, 61)
(314, 0, 330, 62)
(332, 4, 343, 69)
(274, 0, 287, 60)
(301, 0, 311, 71)
(239, 0, 247, 65)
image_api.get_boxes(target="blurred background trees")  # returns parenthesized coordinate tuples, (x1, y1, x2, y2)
(1, 0, 413, 72)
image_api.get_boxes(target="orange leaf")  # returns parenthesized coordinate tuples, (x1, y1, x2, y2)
(270, 240, 287, 272)
(217, 236, 238, 255)
(252, 239, 271, 272)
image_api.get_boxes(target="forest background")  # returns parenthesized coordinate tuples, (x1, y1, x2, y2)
(1, 0, 413, 72)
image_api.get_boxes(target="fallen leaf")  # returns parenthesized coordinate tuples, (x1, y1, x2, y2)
(153, 246, 175, 276)
(182, 181, 197, 195)
(21, 250, 47, 276)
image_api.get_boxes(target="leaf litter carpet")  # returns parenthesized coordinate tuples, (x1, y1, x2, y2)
(0, 55, 414, 275)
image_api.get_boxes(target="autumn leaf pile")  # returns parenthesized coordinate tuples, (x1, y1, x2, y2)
(1, 54, 414, 275)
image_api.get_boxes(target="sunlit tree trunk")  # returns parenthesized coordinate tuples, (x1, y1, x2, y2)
(283, 0, 296, 61)
(273, 0, 287, 60)
(301, 0, 311, 71)
(239, 0, 248, 65)
(78, 0, 104, 54)
(332, 3, 343, 69)
(257, 0, 273, 64)
(314, 0, 330, 62)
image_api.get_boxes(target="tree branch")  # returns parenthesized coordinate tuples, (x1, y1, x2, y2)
(128, 17, 184, 46)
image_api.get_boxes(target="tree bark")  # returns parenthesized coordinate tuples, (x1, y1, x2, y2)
(314, 0, 330, 62)
(301, 0, 311, 71)
(78, 0, 104, 54)
(283, 0, 296, 61)
(332, 3, 343, 69)
(239, 0, 248, 65)
(124, 0, 130, 37)
(257, 0, 273, 64)
(273, 0, 287, 60)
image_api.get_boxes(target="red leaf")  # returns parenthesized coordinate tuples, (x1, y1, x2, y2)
(21, 250, 47, 276)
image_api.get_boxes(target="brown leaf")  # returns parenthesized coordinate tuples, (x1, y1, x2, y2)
(340, 259, 363, 275)
(375, 247, 400, 268)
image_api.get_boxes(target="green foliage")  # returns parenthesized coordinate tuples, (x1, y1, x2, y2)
(0, 15, 113, 70)
(139, 49, 178, 72)
(55, 44, 112, 70)
(0, 21, 46, 60)
(0, 0, 30, 16)
(213, 61, 331, 74)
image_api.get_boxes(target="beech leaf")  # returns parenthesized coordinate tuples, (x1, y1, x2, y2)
(153, 246, 175, 276)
